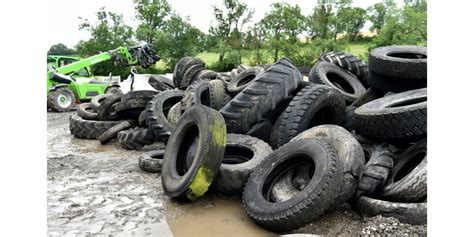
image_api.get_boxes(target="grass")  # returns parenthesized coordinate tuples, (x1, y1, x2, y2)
(345, 42, 370, 61)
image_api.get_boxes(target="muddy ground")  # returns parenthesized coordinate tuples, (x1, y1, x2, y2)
(47, 111, 427, 236)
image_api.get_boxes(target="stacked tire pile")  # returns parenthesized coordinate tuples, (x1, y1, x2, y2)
(69, 45, 427, 232)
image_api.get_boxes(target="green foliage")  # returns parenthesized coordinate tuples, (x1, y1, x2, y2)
(134, 0, 171, 44)
(367, 0, 398, 33)
(338, 7, 367, 41)
(48, 43, 76, 55)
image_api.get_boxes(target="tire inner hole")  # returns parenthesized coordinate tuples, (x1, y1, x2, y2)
(387, 52, 427, 59)
(200, 88, 211, 107)
(393, 151, 426, 183)
(388, 96, 427, 108)
(326, 72, 355, 94)
(223, 145, 254, 164)
(176, 124, 199, 176)
(237, 74, 256, 87)
(163, 97, 183, 118)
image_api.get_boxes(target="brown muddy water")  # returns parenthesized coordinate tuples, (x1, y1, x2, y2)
(47, 111, 427, 236)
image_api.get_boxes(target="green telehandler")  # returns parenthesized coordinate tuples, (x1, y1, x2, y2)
(47, 44, 160, 112)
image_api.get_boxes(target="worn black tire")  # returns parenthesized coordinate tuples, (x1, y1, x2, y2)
(115, 98, 151, 119)
(243, 139, 344, 232)
(212, 134, 272, 196)
(318, 51, 369, 83)
(367, 71, 427, 93)
(98, 93, 123, 121)
(237, 64, 249, 73)
(344, 88, 385, 131)
(77, 103, 99, 120)
(91, 94, 110, 112)
(69, 114, 121, 139)
(291, 125, 365, 206)
(105, 86, 122, 94)
(181, 80, 212, 111)
(355, 144, 395, 199)
(369, 45, 427, 80)
(297, 66, 311, 76)
(309, 61, 366, 103)
(173, 57, 204, 89)
(117, 127, 155, 150)
(146, 90, 184, 143)
(209, 79, 232, 110)
(148, 75, 175, 91)
(47, 87, 76, 112)
(227, 67, 265, 95)
(245, 120, 273, 143)
(270, 84, 346, 148)
(180, 64, 205, 89)
(97, 120, 136, 144)
(354, 196, 427, 225)
(167, 102, 182, 127)
(162, 105, 227, 201)
(122, 90, 158, 101)
(354, 88, 427, 141)
(138, 110, 148, 127)
(220, 58, 302, 133)
(381, 139, 427, 202)
(196, 69, 218, 80)
(139, 150, 165, 173)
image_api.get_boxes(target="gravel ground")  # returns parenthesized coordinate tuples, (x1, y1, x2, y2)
(47, 111, 427, 236)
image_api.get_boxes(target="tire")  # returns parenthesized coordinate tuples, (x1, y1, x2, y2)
(220, 57, 302, 133)
(270, 84, 346, 148)
(69, 114, 121, 139)
(148, 75, 175, 91)
(297, 66, 311, 76)
(138, 110, 147, 127)
(115, 98, 151, 119)
(97, 120, 136, 144)
(47, 87, 76, 112)
(91, 94, 110, 112)
(309, 61, 366, 103)
(212, 134, 272, 196)
(173, 57, 204, 89)
(105, 86, 122, 94)
(167, 102, 182, 127)
(117, 127, 155, 150)
(368, 45, 427, 80)
(367, 71, 427, 93)
(354, 196, 427, 225)
(242, 139, 344, 232)
(227, 67, 265, 95)
(209, 79, 232, 110)
(381, 139, 427, 202)
(355, 144, 395, 199)
(344, 88, 385, 131)
(318, 51, 369, 83)
(161, 105, 227, 201)
(196, 69, 218, 80)
(237, 64, 249, 73)
(291, 125, 365, 206)
(146, 90, 184, 143)
(245, 120, 273, 143)
(77, 103, 99, 120)
(181, 80, 212, 111)
(98, 93, 123, 121)
(354, 88, 427, 141)
(139, 150, 165, 173)
(181, 64, 205, 89)
(122, 90, 158, 101)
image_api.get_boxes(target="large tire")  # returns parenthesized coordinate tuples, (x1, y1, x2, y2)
(309, 61, 366, 103)
(181, 80, 212, 111)
(148, 75, 175, 91)
(77, 103, 99, 120)
(139, 150, 165, 173)
(91, 94, 110, 112)
(117, 127, 155, 150)
(354, 196, 427, 225)
(354, 88, 427, 141)
(69, 114, 121, 139)
(97, 120, 136, 144)
(47, 87, 76, 112)
(180, 64, 205, 90)
(98, 93, 123, 121)
(161, 105, 227, 201)
(227, 67, 265, 95)
(243, 139, 343, 232)
(245, 120, 273, 143)
(367, 71, 427, 93)
(270, 84, 346, 148)
(212, 134, 272, 196)
(114, 98, 150, 119)
(368, 45, 427, 80)
(381, 139, 427, 202)
(318, 51, 369, 83)
(220, 57, 302, 133)
(344, 88, 385, 131)
(173, 57, 204, 89)
(167, 102, 182, 127)
(209, 79, 232, 110)
(146, 90, 184, 143)
(291, 125, 365, 206)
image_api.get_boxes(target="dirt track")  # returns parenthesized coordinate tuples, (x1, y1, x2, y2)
(47, 111, 427, 236)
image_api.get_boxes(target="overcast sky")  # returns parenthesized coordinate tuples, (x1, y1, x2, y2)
(47, 0, 404, 48)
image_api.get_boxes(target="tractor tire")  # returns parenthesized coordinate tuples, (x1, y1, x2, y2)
(98, 92, 123, 121)
(69, 114, 121, 139)
(381, 139, 427, 202)
(138, 110, 148, 127)
(47, 87, 76, 112)
(146, 89, 184, 143)
(227, 67, 265, 95)
(243, 139, 343, 232)
(161, 105, 227, 201)
(318, 51, 369, 83)
(309, 61, 366, 103)
(167, 102, 182, 127)
(117, 127, 155, 150)
(354, 196, 427, 225)
(97, 120, 136, 144)
(91, 94, 110, 112)
(368, 45, 427, 80)
(209, 79, 232, 110)
(270, 84, 346, 148)
(220, 57, 302, 133)
(139, 150, 165, 173)
(77, 103, 99, 120)
(148, 75, 175, 91)
(173, 57, 205, 89)
(354, 88, 427, 141)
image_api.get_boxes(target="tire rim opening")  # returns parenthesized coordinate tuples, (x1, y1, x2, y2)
(223, 145, 254, 164)
(236, 74, 256, 87)
(262, 155, 315, 203)
(176, 124, 199, 176)
(393, 151, 426, 183)
(200, 88, 211, 107)
(163, 97, 183, 118)
(326, 72, 355, 94)
(387, 52, 427, 59)
(388, 96, 427, 108)
(363, 148, 371, 163)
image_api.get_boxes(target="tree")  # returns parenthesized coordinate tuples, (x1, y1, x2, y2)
(210, 0, 253, 64)
(307, 0, 333, 40)
(260, 2, 305, 62)
(339, 7, 367, 40)
(134, 0, 171, 44)
(244, 24, 266, 65)
(330, 0, 353, 41)
(48, 43, 76, 55)
(367, 0, 398, 33)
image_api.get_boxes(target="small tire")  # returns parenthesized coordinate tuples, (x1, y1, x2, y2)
(148, 75, 175, 91)
(98, 93, 123, 121)
(117, 127, 155, 150)
(47, 87, 76, 112)
(161, 105, 227, 201)
(181, 80, 212, 111)
(209, 79, 232, 110)
(227, 67, 265, 95)
(196, 69, 218, 80)
(91, 94, 110, 112)
(146, 89, 184, 143)
(139, 150, 165, 173)
(69, 114, 121, 139)
(173, 57, 204, 89)
(77, 103, 99, 120)
(97, 120, 136, 144)
(181, 64, 205, 89)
